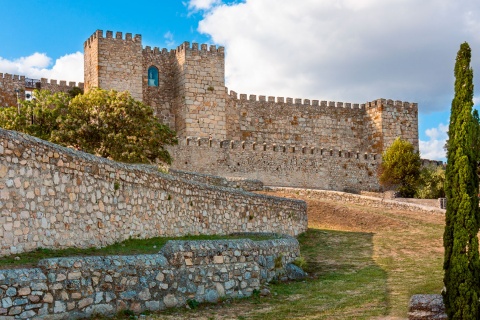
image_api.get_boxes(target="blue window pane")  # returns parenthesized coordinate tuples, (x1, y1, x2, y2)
(148, 66, 159, 86)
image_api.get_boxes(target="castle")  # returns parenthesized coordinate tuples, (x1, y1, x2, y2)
(0, 29, 421, 191)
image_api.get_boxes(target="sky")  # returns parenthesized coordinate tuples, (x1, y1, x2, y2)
(1, 0, 480, 162)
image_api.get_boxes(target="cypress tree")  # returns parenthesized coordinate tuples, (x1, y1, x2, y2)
(443, 42, 480, 319)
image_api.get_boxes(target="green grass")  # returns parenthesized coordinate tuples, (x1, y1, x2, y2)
(0, 233, 276, 269)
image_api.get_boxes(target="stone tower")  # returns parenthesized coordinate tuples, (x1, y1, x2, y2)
(84, 30, 143, 101)
(84, 30, 227, 139)
(172, 42, 226, 139)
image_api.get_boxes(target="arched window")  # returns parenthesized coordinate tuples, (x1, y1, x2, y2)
(148, 66, 159, 87)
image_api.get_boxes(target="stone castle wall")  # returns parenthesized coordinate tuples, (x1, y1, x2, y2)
(0, 73, 83, 107)
(0, 128, 307, 257)
(225, 92, 418, 154)
(0, 235, 301, 319)
(84, 30, 143, 101)
(142, 46, 176, 129)
(169, 137, 381, 192)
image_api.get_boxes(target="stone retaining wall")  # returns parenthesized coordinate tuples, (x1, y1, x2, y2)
(168, 169, 264, 191)
(269, 187, 445, 215)
(0, 129, 307, 257)
(0, 235, 301, 319)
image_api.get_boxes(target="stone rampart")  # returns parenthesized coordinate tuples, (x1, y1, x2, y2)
(269, 187, 445, 214)
(169, 137, 381, 192)
(168, 169, 263, 191)
(0, 129, 307, 257)
(0, 235, 301, 319)
(226, 91, 418, 154)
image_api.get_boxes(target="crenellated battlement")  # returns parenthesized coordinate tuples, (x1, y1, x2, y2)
(176, 41, 224, 54)
(84, 29, 142, 48)
(0, 73, 25, 81)
(143, 46, 174, 56)
(181, 136, 380, 161)
(366, 98, 418, 110)
(227, 89, 417, 111)
(0, 73, 83, 88)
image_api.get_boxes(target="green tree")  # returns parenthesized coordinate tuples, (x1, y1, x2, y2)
(52, 88, 177, 164)
(0, 89, 69, 140)
(378, 137, 421, 197)
(443, 42, 480, 319)
(415, 165, 445, 199)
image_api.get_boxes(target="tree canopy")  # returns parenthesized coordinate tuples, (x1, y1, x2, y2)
(378, 137, 421, 197)
(0, 88, 177, 164)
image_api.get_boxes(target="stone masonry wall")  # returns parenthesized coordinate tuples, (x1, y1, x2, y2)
(226, 92, 368, 150)
(0, 73, 83, 108)
(269, 187, 445, 214)
(168, 169, 264, 191)
(84, 30, 143, 101)
(225, 92, 419, 154)
(174, 42, 227, 139)
(365, 99, 418, 153)
(142, 48, 176, 129)
(0, 235, 301, 319)
(170, 137, 381, 192)
(0, 128, 307, 257)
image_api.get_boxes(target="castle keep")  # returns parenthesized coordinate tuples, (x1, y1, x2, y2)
(0, 29, 419, 192)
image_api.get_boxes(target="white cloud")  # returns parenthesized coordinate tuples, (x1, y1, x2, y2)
(164, 31, 176, 47)
(0, 52, 83, 84)
(196, 0, 480, 112)
(187, 0, 221, 12)
(420, 123, 448, 160)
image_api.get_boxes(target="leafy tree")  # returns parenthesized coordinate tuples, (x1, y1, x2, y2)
(443, 42, 480, 319)
(0, 88, 177, 164)
(0, 89, 69, 140)
(52, 88, 177, 164)
(378, 137, 421, 197)
(415, 165, 445, 199)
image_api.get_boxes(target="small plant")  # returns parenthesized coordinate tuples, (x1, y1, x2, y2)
(249, 214, 254, 220)
(187, 298, 200, 309)
(167, 194, 171, 201)
(114, 181, 120, 191)
(292, 255, 307, 269)
(207, 86, 214, 92)
(157, 165, 169, 174)
(274, 254, 284, 269)
(122, 309, 135, 317)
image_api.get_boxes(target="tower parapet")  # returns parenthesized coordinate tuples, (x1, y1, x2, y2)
(84, 30, 143, 101)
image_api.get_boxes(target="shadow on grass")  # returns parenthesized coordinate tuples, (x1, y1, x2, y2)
(244, 228, 390, 320)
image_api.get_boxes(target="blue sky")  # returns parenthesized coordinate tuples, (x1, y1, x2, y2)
(1, 0, 480, 161)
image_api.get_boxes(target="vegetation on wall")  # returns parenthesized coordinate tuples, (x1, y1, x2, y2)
(378, 137, 421, 197)
(443, 42, 480, 319)
(0, 88, 177, 164)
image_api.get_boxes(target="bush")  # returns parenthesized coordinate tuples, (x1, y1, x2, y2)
(415, 165, 445, 199)
(379, 137, 421, 197)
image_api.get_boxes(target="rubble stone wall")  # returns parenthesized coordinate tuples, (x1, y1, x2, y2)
(0, 129, 307, 257)
(170, 137, 381, 192)
(168, 169, 264, 191)
(0, 236, 300, 319)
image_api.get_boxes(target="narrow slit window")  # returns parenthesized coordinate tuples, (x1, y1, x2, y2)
(148, 66, 159, 87)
